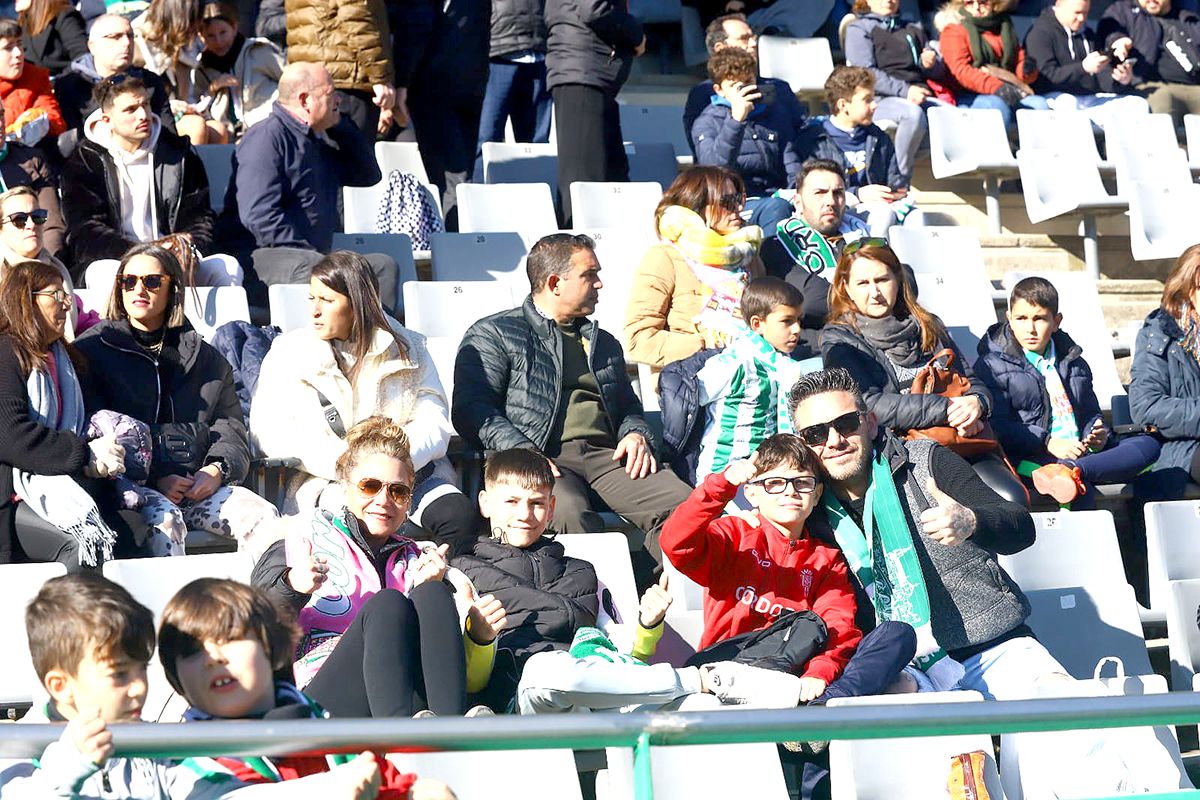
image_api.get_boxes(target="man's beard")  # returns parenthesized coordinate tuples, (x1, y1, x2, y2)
(821, 440, 872, 485)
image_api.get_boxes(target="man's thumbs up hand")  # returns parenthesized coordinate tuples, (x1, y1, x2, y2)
(919, 478, 976, 546)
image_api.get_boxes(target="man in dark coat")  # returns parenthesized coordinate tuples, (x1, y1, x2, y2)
(1098, 0, 1200, 126)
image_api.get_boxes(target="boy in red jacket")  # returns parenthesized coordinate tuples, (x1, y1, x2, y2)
(662, 434, 915, 707)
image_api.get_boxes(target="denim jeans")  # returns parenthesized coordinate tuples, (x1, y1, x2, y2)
(476, 57, 552, 159)
(962, 91, 1050, 128)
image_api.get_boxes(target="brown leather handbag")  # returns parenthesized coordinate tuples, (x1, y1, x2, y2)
(904, 348, 1000, 459)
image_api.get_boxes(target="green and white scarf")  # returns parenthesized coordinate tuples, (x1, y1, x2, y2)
(822, 452, 965, 690)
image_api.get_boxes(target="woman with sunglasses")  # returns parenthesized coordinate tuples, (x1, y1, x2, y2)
(0, 260, 155, 569)
(251, 250, 479, 557)
(821, 239, 1026, 502)
(74, 242, 278, 555)
(252, 415, 504, 718)
(625, 165, 765, 370)
(940, 0, 1049, 127)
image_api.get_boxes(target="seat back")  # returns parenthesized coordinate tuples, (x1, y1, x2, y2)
(566, 227, 656, 344)
(1145, 501, 1200, 626)
(1103, 112, 1178, 162)
(267, 283, 310, 333)
(1016, 108, 1102, 161)
(389, 750, 583, 800)
(1113, 145, 1193, 199)
(423, 335, 459, 400)
(0, 562, 67, 706)
(1002, 271, 1125, 408)
(757, 36, 835, 95)
(1167, 578, 1200, 690)
(998, 510, 1129, 593)
(569, 181, 663, 234)
(625, 143, 679, 188)
(829, 691, 1002, 800)
(1127, 180, 1200, 262)
(429, 231, 529, 286)
(1016, 148, 1111, 224)
(374, 141, 430, 184)
(482, 142, 559, 194)
(402, 280, 521, 340)
(196, 144, 235, 213)
(618, 104, 691, 157)
(1022, 584, 1152, 678)
(1185, 113, 1200, 167)
(183, 286, 250, 341)
(457, 182, 559, 241)
(602, 743, 787, 800)
(102, 552, 254, 620)
(330, 232, 418, 312)
(928, 106, 1014, 179)
(343, 181, 443, 236)
(557, 531, 640, 628)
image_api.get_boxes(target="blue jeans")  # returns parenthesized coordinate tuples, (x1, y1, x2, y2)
(813, 621, 917, 704)
(476, 57, 552, 158)
(743, 195, 794, 239)
(1028, 433, 1161, 510)
(962, 91, 1050, 128)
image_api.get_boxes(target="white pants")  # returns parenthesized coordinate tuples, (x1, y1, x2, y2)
(84, 253, 244, 291)
(517, 650, 719, 714)
(906, 635, 1071, 699)
(1044, 92, 1151, 130)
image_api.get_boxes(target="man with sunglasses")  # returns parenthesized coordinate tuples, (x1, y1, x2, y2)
(789, 368, 1076, 701)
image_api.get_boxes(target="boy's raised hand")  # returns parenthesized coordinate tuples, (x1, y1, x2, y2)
(336, 752, 381, 800)
(67, 711, 113, 766)
(466, 585, 508, 644)
(638, 573, 673, 629)
(286, 539, 329, 594)
(1083, 420, 1109, 452)
(723, 452, 759, 486)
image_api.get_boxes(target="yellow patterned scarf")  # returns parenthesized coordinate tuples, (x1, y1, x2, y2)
(657, 205, 763, 269)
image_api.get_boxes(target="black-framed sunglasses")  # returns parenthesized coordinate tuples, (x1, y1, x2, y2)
(100, 71, 133, 88)
(718, 191, 746, 211)
(3, 209, 48, 229)
(355, 477, 413, 505)
(796, 410, 864, 446)
(843, 236, 889, 256)
(749, 475, 818, 495)
(117, 274, 168, 292)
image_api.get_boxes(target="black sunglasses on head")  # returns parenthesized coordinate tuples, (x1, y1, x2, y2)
(796, 410, 864, 446)
(4, 209, 48, 229)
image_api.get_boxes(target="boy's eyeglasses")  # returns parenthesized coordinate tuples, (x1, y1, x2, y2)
(749, 475, 818, 495)
(796, 410, 864, 446)
(3, 209, 48, 229)
(843, 236, 889, 256)
(31, 288, 71, 306)
(355, 477, 413, 505)
(118, 274, 168, 292)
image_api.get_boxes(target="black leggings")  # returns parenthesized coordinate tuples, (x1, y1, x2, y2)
(305, 582, 467, 718)
(9, 496, 153, 572)
(416, 492, 481, 559)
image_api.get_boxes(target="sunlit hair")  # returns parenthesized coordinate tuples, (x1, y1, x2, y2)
(1161, 243, 1200, 320)
(0, 260, 81, 375)
(19, 0, 72, 37)
(105, 242, 187, 329)
(141, 0, 203, 65)
(335, 415, 415, 484)
(311, 250, 407, 384)
(654, 165, 745, 232)
(788, 366, 869, 419)
(484, 447, 556, 492)
(826, 242, 945, 353)
(158, 578, 299, 697)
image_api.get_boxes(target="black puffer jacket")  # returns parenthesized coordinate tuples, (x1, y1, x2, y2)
(452, 295, 653, 452)
(453, 536, 598, 663)
(820, 318, 992, 434)
(491, 0, 547, 57)
(75, 320, 252, 484)
(1098, 0, 1200, 83)
(544, 0, 643, 93)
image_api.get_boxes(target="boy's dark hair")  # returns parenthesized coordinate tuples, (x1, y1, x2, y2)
(27, 573, 155, 681)
(93, 73, 149, 113)
(825, 65, 875, 110)
(755, 433, 822, 477)
(795, 158, 846, 192)
(1008, 276, 1059, 315)
(707, 47, 757, 85)
(741, 276, 804, 323)
(788, 367, 868, 419)
(0, 19, 21, 42)
(484, 448, 556, 492)
(526, 233, 595, 294)
(159, 578, 300, 697)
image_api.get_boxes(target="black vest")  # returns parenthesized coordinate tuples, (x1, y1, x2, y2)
(869, 22, 929, 85)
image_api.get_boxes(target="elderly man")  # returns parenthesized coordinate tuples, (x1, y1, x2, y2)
(452, 233, 692, 585)
(1099, 0, 1200, 126)
(223, 62, 398, 307)
(53, 14, 172, 148)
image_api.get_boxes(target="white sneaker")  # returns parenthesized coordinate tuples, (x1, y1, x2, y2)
(701, 662, 803, 708)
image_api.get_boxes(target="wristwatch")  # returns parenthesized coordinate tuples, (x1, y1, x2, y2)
(206, 459, 232, 485)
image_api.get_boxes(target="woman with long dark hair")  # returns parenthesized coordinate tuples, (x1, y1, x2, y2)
(16, 0, 87, 77)
(0, 260, 152, 569)
(75, 242, 278, 556)
(251, 251, 480, 556)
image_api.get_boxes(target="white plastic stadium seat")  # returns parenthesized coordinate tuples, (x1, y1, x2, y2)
(182, 286, 250, 341)
(402, 280, 521, 341)
(829, 691, 1002, 800)
(618, 104, 692, 162)
(927, 107, 1018, 234)
(429, 231, 528, 286)
(1167, 578, 1200, 691)
(423, 335, 459, 400)
(482, 142, 559, 194)
(1186, 113, 1200, 167)
(267, 283, 310, 333)
(1145, 501, 1200, 629)
(1021, 584, 1152, 678)
(1112, 144, 1193, 198)
(1127, 180, 1200, 262)
(0, 562, 67, 706)
(102, 552, 254, 621)
(601, 743, 788, 800)
(196, 143, 235, 213)
(1103, 112, 1179, 167)
(389, 750, 583, 800)
(625, 142, 680, 189)
(557, 532, 640, 629)
(570, 182, 663, 234)
(374, 141, 430, 185)
(757, 36, 835, 96)
(330, 232, 419, 312)
(1016, 109, 1109, 168)
(998, 510, 1129, 595)
(1002, 271, 1126, 410)
(457, 183, 558, 242)
(342, 181, 443, 237)
(571, 226, 657, 343)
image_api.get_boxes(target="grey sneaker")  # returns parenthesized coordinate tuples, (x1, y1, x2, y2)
(701, 662, 803, 709)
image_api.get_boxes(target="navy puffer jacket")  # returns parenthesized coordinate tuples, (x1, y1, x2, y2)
(692, 99, 803, 197)
(973, 321, 1102, 463)
(1130, 308, 1200, 498)
(658, 346, 720, 484)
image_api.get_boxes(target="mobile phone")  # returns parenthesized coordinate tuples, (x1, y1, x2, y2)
(758, 82, 777, 105)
